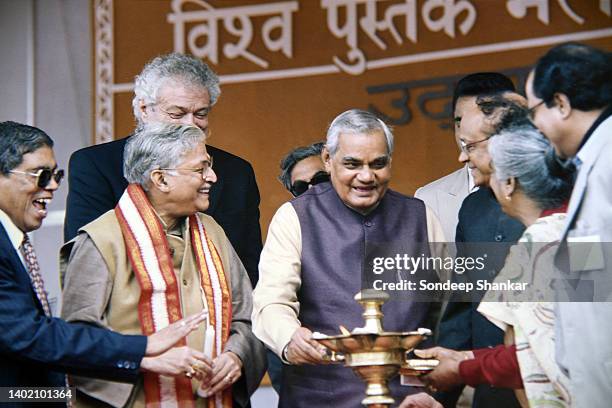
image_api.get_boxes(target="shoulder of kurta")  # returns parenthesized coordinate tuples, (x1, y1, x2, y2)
(195, 212, 236, 287)
(265, 202, 302, 257)
(272, 202, 301, 234)
(196, 212, 231, 255)
(80, 209, 122, 242)
(79, 210, 124, 279)
(196, 212, 224, 232)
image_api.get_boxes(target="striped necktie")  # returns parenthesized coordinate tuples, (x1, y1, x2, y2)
(20, 235, 52, 317)
(20, 235, 73, 407)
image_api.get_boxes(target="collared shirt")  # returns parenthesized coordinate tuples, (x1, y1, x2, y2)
(573, 105, 611, 173)
(575, 105, 612, 159)
(0, 209, 26, 267)
(467, 165, 477, 193)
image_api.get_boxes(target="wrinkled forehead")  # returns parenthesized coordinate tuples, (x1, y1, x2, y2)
(19, 146, 57, 170)
(156, 79, 210, 106)
(454, 95, 478, 118)
(335, 130, 389, 158)
(291, 156, 324, 182)
(457, 106, 489, 142)
(177, 142, 209, 164)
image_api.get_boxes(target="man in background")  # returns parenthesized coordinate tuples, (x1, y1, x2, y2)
(415, 73, 516, 244)
(64, 53, 262, 287)
(436, 91, 526, 407)
(279, 142, 328, 197)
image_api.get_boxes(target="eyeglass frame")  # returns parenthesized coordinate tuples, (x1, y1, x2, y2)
(159, 156, 214, 179)
(9, 168, 65, 188)
(527, 100, 545, 120)
(290, 171, 330, 197)
(459, 136, 491, 155)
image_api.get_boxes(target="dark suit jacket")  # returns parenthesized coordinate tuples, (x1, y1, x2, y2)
(437, 187, 524, 408)
(0, 224, 146, 407)
(64, 137, 262, 287)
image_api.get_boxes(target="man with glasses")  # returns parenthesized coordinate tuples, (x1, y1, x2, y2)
(416, 73, 516, 246)
(0, 121, 219, 400)
(526, 42, 612, 408)
(64, 53, 262, 288)
(60, 123, 266, 407)
(253, 109, 446, 408)
(278, 142, 328, 198)
(435, 92, 526, 408)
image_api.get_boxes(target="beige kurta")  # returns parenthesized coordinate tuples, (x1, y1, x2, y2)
(60, 210, 266, 408)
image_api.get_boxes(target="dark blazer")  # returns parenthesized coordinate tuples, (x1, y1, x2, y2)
(437, 187, 524, 408)
(0, 224, 146, 407)
(64, 137, 262, 287)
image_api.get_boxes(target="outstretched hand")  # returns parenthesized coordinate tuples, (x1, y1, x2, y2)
(399, 392, 443, 408)
(145, 312, 207, 356)
(415, 347, 472, 392)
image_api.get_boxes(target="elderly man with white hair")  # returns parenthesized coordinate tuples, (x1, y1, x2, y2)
(61, 123, 266, 407)
(253, 109, 446, 408)
(64, 53, 262, 288)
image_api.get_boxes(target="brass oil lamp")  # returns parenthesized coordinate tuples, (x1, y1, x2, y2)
(312, 290, 438, 407)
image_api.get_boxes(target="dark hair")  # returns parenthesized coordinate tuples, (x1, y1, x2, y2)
(452, 72, 516, 113)
(533, 42, 611, 111)
(278, 142, 325, 191)
(0, 121, 54, 175)
(475, 94, 532, 135)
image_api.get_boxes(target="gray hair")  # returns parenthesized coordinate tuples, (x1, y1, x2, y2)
(278, 142, 325, 191)
(132, 53, 221, 125)
(124, 122, 207, 190)
(326, 109, 393, 156)
(0, 121, 53, 175)
(488, 124, 574, 210)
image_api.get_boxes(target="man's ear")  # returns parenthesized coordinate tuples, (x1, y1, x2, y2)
(553, 93, 572, 119)
(150, 169, 170, 192)
(139, 99, 149, 119)
(505, 177, 517, 198)
(322, 147, 332, 172)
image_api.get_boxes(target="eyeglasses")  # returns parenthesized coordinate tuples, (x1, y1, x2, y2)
(152, 104, 211, 121)
(290, 171, 329, 197)
(527, 100, 545, 120)
(460, 137, 490, 155)
(160, 156, 213, 179)
(9, 168, 65, 188)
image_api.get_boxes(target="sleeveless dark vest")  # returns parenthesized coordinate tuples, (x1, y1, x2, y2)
(280, 182, 432, 408)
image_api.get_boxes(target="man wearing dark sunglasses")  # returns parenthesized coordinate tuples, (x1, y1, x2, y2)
(9, 168, 65, 189)
(278, 142, 328, 197)
(0, 121, 211, 399)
